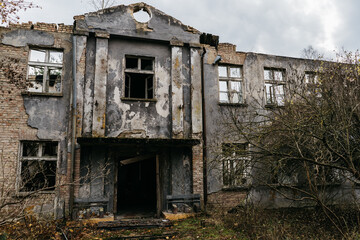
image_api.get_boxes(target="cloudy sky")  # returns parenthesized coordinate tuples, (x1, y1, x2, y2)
(17, 0, 359, 58)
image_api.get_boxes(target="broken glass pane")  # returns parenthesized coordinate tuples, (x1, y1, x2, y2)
(48, 68, 62, 93)
(275, 85, 285, 106)
(274, 71, 283, 81)
(29, 49, 46, 62)
(218, 66, 227, 77)
(42, 142, 58, 157)
(141, 58, 153, 71)
(23, 142, 39, 157)
(230, 81, 241, 92)
(20, 160, 56, 192)
(230, 67, 241, 78)
(264, 69, 272, 80)
(28, 66, 44, 92)
(146, 76, 154, 98)
(126, 57, 138, 69)
(49, 51, 63, 64)
(265, 83, 274, 104)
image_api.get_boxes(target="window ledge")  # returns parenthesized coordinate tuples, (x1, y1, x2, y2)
(22, 91, 63, 97)
(14, 191, 55, 198)
(218, 102, 248, 107)
(121, 97, 157, 102)
(265, 104, 284, 109)
(222, 185, 251, 191)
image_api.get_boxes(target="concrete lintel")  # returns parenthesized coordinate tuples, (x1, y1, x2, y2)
(189, 43, 202, 49)
(170, 40, 184, 47)
(95, 31, 110, 38)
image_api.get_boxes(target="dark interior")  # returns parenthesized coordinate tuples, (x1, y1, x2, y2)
(117, 157, 157, 216)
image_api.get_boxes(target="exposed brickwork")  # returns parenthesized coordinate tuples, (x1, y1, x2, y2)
(0, 23, 72, 218)
(8, 21, 73, 33)
(207, 190, 247, 211)
(218, 43, 246, 65)
(192, 144, 204, 200)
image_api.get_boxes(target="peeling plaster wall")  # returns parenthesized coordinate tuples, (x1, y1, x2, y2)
(105, 39, 172, 138)
(0, 26, 73, 217)
(74, 3, 200, 44)
(206, 45, 322, 208)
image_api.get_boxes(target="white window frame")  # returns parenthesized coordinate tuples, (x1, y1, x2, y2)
(123, 55, 155, 100)
(27, 49, 63, 94)
(218, 65, 244, 104)
(17, 141, 58, 193)
(264, 68, 286, 106)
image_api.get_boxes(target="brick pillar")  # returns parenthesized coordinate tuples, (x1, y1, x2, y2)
(73, 148, 81, 198)
(192, 143, 204, 201)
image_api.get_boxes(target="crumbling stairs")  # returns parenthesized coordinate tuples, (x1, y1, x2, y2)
(97, 219, 177, 239)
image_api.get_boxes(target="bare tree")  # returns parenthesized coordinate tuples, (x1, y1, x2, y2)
(301, 45, 324, 60)
(88, 0, 120, 11)
(218, 51, 360, 236)
(0, 0, 39, 25)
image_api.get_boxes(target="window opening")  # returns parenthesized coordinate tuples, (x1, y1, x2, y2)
(264, 68, 285, 106)
(19, 141, 58, 192)
(27, 49, 63, 93)
(222, 143, 251, 187)
(218, 65, 243, 104)
(124, 56, 154, 100)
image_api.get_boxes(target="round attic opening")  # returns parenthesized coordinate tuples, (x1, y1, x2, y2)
(133, 6, 151, 23)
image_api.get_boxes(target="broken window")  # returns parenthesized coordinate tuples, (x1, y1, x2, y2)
(218, 65, 243, 104)
(27, 49, 63, 93)
(124, 56, 154, 99)
(222, 143, 251, 187)
(304, 71, 319, 84)
(264, 68, 285, 106)
(19, 141, 58, 192)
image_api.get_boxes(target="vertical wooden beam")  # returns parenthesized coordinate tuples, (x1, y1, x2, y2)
(156, 154, 161, 217)
(113, 154, 118, 215)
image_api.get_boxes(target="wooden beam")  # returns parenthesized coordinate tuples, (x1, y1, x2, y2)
(120, 154, 155, 166)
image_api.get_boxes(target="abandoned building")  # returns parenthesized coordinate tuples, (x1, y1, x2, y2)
(0, 3, 357, 219)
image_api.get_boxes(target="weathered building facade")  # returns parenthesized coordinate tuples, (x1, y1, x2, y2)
(1, 2, 355, 219)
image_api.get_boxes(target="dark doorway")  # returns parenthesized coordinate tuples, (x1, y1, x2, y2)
(117, 156, 157, 218)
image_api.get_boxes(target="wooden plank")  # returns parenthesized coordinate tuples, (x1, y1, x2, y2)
(120, 154, 155, 166)
(156, 154, 161, 218)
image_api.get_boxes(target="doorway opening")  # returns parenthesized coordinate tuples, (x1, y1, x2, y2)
(117, 156, 157, 218)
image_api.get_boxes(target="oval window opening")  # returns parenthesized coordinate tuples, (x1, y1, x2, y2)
(133, 8, 151, 23)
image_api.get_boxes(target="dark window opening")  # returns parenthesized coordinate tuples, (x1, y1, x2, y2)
(125, 73, 153, 99)
(124, 56, 154, 100)
(126, 57, 138, 69)
(19, 141, 58, 192)
(141, 59, 153, 70)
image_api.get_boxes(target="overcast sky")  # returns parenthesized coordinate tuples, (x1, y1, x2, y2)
(17, 0, 359, 58)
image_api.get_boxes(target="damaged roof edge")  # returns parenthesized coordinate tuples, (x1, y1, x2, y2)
(73, 2, 200, 35)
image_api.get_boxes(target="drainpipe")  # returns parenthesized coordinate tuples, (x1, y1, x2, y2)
(200, 47, 208, 210)
(69, 35, 77, 219)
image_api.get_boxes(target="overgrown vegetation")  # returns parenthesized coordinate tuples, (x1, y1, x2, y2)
(2, 209, 360, 239)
